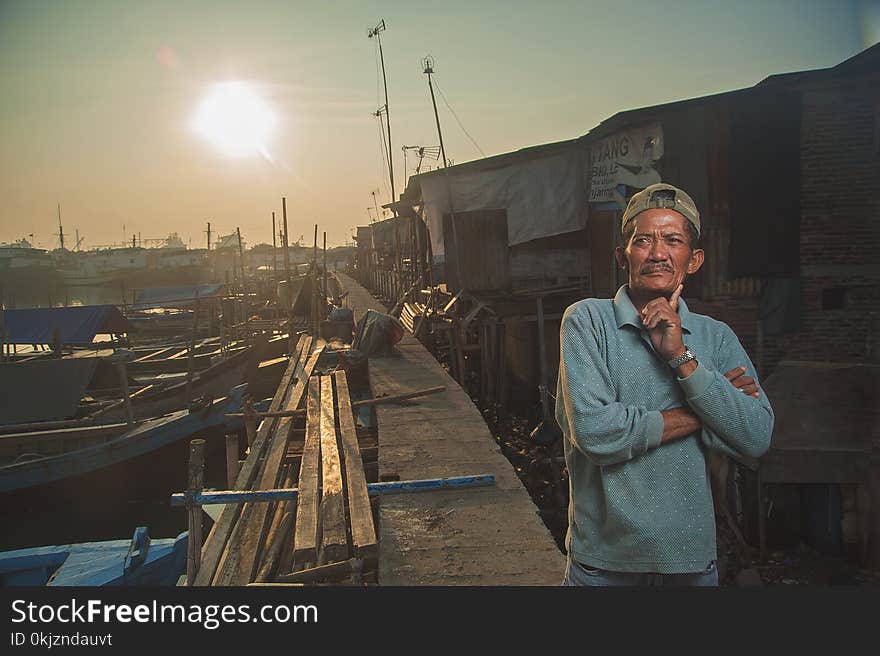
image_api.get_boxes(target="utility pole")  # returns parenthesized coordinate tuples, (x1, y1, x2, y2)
(312, 225, 319, 336)
(206, 222, 211, 251)
(271, 211, 277, 290)
(281, 198, 291, 287)
(323, 231, 328, 308)
(236, 227, 245, 297)
(368, 19, 395, 205)
(422, 56, 449, 168)
(57, 203, 65, 250)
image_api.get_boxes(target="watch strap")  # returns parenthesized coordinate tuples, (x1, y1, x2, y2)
(667, 347, 695, 369)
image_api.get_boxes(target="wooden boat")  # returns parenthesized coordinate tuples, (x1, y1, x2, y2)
(0, 384, 247, 496)
(112, 347, 258, 421)
(0, 527, 187, 586)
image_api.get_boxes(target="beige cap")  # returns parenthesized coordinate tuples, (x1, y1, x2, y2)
(620, 183, 701, 236)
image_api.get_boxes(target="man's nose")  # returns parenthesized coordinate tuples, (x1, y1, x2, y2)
(647, 239, 668, 260)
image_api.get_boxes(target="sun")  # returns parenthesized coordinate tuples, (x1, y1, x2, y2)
(191, 81, 277, 159)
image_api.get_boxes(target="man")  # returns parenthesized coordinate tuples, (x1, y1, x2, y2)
(556, 183, 773, 586)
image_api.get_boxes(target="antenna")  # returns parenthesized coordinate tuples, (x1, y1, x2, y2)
(422, 56, 449, 168)
(371, 189, 383, 222)
(404, 145, 440, 175)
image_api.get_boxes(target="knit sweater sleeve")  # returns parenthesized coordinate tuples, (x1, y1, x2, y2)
(678, 323, 774, 460)
(556, 304, 664, 466)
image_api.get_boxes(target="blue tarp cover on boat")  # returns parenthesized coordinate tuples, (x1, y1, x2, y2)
(132, 284, 225, 310)
(1, 305, 130, 345)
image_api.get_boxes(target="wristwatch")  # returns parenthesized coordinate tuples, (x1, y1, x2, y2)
(667, 347, 696, 369)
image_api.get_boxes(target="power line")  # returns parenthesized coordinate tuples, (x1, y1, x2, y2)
(432, 76, 485, 157)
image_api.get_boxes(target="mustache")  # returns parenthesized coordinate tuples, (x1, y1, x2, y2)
(640, 264, 674, 273)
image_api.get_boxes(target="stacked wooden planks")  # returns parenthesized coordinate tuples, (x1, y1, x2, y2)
(289, 370, 378, 578)
(195, 335, 378, 585)
(194, 334, 325, 586)
(399, 301, 426, 334)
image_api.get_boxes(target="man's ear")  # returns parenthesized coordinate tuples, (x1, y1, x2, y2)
(614, 246, 628, 270)
(687, 248, 705, 275)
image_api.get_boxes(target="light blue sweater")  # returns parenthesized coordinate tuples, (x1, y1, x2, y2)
(555, 285, 774, 573)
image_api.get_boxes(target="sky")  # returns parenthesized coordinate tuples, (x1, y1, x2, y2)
(0, 0, 876, 250)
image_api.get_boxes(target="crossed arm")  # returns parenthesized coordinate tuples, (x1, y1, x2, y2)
(660, 368, 758, 443)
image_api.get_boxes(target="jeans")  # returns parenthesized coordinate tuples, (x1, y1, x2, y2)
(562, 555, 718, 587)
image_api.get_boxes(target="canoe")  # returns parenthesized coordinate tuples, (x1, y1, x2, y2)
(0, 527, 187, 586)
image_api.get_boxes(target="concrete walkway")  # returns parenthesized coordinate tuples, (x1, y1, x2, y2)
(338, 273, 564, 585)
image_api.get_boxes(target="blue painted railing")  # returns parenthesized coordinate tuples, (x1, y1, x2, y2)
(170, 474, 495, 507)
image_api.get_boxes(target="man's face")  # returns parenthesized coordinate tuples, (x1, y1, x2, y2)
(615, 209, 704, 297)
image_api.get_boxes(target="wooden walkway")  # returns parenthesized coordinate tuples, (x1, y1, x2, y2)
(337, 274, 564, 585)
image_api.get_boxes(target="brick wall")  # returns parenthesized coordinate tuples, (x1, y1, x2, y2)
(767, 82, 880, 367)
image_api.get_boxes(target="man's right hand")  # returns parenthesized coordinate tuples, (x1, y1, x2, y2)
(724, 367, 760, 398)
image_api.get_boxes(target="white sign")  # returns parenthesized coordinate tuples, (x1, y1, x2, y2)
(588, 123, 664, 204)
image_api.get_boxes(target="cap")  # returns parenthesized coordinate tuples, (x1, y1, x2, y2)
(620, 183, 701, 237)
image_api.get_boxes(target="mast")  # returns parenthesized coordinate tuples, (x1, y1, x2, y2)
(368, 19, 395, 205)
(57, 203, 65, 250)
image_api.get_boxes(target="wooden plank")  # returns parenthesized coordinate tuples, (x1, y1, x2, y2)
(334, 370, 378, 561)
(193, 334, 309, 586)
(215, 338, 324, 585)
(275, 558, 362, 584)
(198, 337, 308, 586)
(319, 375, 347, 564)
(293, 376, 322, 568)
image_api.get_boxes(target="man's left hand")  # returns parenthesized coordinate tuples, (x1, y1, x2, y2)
(641, 284, 685, 361)
(724, 366, 760, 398)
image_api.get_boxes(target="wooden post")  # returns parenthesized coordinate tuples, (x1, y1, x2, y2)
(186, 293, 200, 402)
(225, 433, 240, 488)
(244, 398, 257, 447)
(281, 196, 293, 319)
(237, 226, 246, 301)
(116, 360, 134, 424)
(312, 224, 319, 336)
(0, 299, 5, 364)
(394, 228, 402, 301)
(186, 438, 206, 585)
(323, 231, 328, 307)
(479, 320, 487, 402)
(536, 295, 549, 420)
(272, 211, 278, 297)
(757, 467, 767, 562)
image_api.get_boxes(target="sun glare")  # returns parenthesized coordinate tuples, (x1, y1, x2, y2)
(192, 81, 277, 159)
